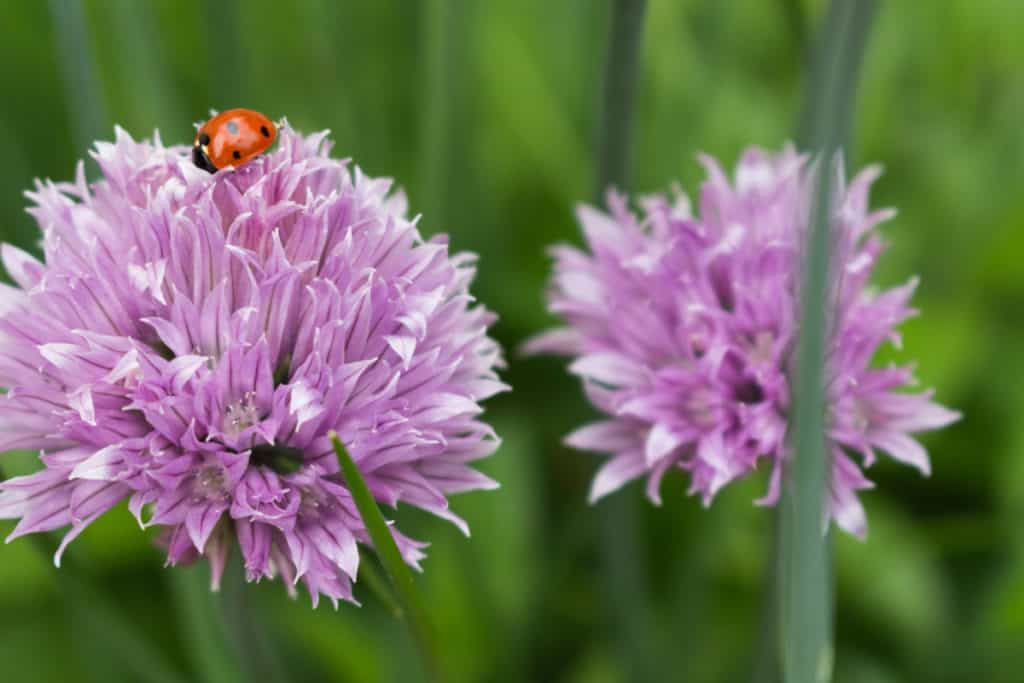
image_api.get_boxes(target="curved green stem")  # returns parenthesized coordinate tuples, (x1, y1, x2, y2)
(330, 432, 441, 681)
(358, 548, 404, 620)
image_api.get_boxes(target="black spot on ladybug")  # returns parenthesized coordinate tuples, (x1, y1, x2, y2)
(232, 150, 242, 160)
(226, 121, 240, 135)
(260, 126, 270, 138)
(198, 132, 210, 146)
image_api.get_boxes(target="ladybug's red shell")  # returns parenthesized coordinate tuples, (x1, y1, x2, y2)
(192, 108, 276, 172)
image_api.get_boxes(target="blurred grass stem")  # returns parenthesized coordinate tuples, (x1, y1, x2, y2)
(358, 549, 405, 619)
(595, 2, 655, 681)
(169, 567, 246, 683)
(781, 2, 877, 683)
(48, 0, 107, 150)
(418, 0, 459, 230)
(753, 509, 782, 683)
(596, 0, 647, 194)
(219, 559, 291, 683)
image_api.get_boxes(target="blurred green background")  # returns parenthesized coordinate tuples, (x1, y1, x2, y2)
(1, 1, 1022, 681)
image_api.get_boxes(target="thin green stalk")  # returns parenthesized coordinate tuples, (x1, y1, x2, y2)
(795, 1, 877, 150)
(417, 0, 458, 230)
(752, 508, 782, 683)
(358, 548, 404, 619)
(219, 558, 291, 683)
(105, 0, 186, 131)
(168, 567, 246, 683)
(595, 0, 648, 195)
(781, 3, 877, 683)
(599, 497, 656, 682)
(776, 0, 809, 55)
(330, 432, 440, 681)
(594, 2, 654, 681)
(47, 0, 108, 150)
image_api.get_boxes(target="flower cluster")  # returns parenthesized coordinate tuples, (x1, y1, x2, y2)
(527, 147, 958, 536)
(0, 126, 506, 605)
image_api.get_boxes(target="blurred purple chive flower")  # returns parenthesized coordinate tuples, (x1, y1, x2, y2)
(0, 125, 507, 606)
(526, 146, 958, 537)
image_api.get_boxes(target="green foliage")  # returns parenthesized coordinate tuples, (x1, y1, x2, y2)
(0, 1, 1021, 681)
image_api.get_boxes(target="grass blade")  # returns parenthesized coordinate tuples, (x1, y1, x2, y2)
(595, 0, 648, 196)
(594, 2, 656, 681)
(329, 432, 439, 680)
(47, 0, 107, 150)
(782, 2, 878, 683)
(168, 567, 246, 683)
(357, 548, 404, 620)
(219, 559, 291, 683)
(417, 0, 459, 230)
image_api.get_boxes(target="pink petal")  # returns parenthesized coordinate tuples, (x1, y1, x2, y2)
(644, 422, 683, 466)
(871, 430, 931, 475)
(569, 352, 647, 388)
(588, 451, 647, 503)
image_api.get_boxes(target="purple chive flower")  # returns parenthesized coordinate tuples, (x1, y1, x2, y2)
(526, 146, 958, 537)
(0, 125, 507, 606)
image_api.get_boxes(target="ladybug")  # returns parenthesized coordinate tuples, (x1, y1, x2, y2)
(192, 108, 276, 173)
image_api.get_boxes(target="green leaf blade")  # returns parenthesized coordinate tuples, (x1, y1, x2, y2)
(330, 431, 440, 681)
(782, 2, 878, 683)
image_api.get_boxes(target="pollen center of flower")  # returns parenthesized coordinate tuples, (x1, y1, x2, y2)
(298, 485, 328, 519)
(224, 391, 260, 439)
(683, 388, 718, 428)
(191, 465, 228, 503)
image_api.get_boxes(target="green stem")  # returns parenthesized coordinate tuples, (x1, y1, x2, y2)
(752, 508, 782, 683)
(104, 0, 186, 131)
(330, 432, 440, 681)
(219, 558, 291, 683)
(599, 496, 656, 682)
(168, 567, 246, 683)
(47, 0, 108, 150)
(782, 3, 877, 683)
(417, 0, 458, 230)
(358, 548, 404, 619)
(594, 2, 654, 681)
(795, 1, 877, 150)
(595, 0, 648, 196)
